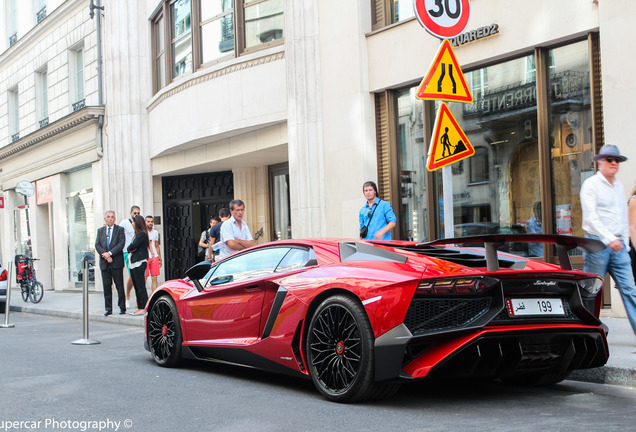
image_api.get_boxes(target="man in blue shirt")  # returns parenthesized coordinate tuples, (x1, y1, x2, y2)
(359, 181, 397, 240)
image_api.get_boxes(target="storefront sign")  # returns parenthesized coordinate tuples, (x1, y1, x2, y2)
(427, 102, 475, 171)
(450, 24, 500, 47)
(416, 39, 473, 103)
(36, 176, 54, 205)
(415, 0, 471, 39)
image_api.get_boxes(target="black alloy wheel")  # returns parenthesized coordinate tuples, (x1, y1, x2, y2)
(147, 295, 182, 367)
(306, 295, 399, 402)
(30, 281, 44, 303)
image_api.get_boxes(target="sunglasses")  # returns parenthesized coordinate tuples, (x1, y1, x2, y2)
(604, 157, 620, 164)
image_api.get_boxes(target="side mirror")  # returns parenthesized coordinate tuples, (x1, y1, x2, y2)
(185, 261, 213, 292)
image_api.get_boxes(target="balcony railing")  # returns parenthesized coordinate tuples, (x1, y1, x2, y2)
(11, 133, 20, 143)
(39, 117, 49, 128)
(72, 99, 86, 112)
(9, 33, 17, 47)
(36, 7, 47, 23)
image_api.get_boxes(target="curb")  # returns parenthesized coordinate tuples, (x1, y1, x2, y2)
(9, 305, 145, 328)
(569, 367, 636, 388)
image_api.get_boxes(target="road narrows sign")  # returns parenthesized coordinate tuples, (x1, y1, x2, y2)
(416, 39, 472, 103)
(426, 102, 475, 171)
(414, 0, 471, 39)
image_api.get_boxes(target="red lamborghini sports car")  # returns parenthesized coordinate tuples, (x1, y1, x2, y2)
(144, 234, 609, 402)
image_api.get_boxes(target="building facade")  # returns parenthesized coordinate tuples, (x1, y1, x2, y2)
(1, 0, 634, 317)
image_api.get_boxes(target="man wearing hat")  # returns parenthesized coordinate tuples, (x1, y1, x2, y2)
(580, 144, 636, 336)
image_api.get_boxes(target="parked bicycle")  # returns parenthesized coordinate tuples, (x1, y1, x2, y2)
(15, 255, 44, 303)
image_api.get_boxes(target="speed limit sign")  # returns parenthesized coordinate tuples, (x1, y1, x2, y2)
(414, 0, 471, 39)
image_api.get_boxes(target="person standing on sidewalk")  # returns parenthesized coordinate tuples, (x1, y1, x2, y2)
(144, 215, 161, 293)
(95, 210, 126, 316)
(581, 144, 636, 336)
(219, 200, 253, 259)
(359, 181, 396, 240)
(127, 215, 149, 315)
(121, 205, 140, 308)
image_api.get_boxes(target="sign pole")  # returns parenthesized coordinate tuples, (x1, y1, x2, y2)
(72, 258, 100, 345)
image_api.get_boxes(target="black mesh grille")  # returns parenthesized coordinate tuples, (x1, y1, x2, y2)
(404, 297, 492, 335)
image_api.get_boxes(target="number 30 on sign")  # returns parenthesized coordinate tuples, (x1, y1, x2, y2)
(414, 0, 471, 39)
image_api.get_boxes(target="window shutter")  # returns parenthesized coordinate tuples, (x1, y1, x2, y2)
(589, 33, 604, 154)
(375, 92, 391, 203)
(372, 0, 386, 31)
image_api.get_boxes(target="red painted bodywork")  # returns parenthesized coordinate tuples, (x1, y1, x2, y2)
(145, 238, 608, 381)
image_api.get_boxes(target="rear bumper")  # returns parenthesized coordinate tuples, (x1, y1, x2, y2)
(374, 324, 609, 382)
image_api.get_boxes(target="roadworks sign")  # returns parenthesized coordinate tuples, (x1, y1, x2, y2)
(416, 39, 473, 103)
(427, 102, 474, 171)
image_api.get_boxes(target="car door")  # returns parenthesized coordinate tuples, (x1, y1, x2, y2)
(183, 247, 291, 344)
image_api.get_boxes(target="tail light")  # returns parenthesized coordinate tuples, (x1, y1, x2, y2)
(417, 276, 499, 294)
(579, 277, 603, 295)
(0, 269, 7, 282)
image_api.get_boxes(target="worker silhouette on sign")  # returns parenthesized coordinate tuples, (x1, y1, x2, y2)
(438, 63, 457, 94)
(439, 127, 468, 160)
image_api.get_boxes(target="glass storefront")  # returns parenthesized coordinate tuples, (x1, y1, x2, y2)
(394, 39, 595, 258)
(396, 88, 428, 242)
(547, 41, 593, 245)
(270, 164, 291, 240)
(66, 168, 94, 284)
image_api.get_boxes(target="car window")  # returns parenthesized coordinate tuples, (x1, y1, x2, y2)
(208, 247, 291, 285)
(275, 247, 317, 272)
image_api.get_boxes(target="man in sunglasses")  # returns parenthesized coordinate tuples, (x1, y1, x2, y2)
(581, 145, 636, 337)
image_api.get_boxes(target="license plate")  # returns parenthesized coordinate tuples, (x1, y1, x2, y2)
(506, 298, 565, 317)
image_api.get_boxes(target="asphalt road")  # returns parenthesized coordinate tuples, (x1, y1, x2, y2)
(1, 313, 635, 432)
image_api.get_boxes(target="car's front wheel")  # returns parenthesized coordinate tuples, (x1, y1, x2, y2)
(306, 295, 399, 402)
(147, 295, 182, 367)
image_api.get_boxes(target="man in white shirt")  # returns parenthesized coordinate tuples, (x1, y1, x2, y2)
(219, 199, 254, 259)
(145, 215, 161, 293)
(120, 205, 140, 308)
(580, 145, 636, 336)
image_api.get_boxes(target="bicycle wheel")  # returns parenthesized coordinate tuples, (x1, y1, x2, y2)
(21, 282, 30, 302)
(30, 281, 44, 304)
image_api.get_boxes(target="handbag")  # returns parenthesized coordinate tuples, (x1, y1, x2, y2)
(360, 200, 379, 239)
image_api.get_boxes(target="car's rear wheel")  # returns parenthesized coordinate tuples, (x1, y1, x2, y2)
(147, 295, 182, 367)
(306, 295, 399, 402)
(30, 281, 44, 304)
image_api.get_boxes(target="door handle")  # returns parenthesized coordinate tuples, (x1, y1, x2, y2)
(244, 285, 260, 292)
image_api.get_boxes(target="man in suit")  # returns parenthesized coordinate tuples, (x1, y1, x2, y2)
(95, 210, 126, 316)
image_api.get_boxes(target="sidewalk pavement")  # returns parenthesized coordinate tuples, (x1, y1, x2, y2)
(2, 288, 634, 387)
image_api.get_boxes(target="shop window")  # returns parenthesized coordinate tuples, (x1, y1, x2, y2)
(430, 54, 541, 253)
(396, 88, 428, 242)
(385, 38, 601, 262)
(547, 40, 593, 245)
(151, 0, 284, 93)
(66, 168, 94, 286)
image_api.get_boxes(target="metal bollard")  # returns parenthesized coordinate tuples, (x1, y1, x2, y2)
(1, 261, 15, 328)
(72, 258, 100, 345)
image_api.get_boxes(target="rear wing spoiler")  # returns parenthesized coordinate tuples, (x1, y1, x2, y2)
(421, 234, 605, 271)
